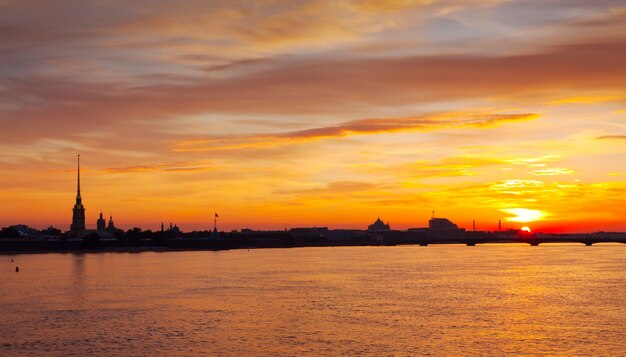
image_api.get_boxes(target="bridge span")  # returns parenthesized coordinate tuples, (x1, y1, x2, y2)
(412, 233, 626, 247)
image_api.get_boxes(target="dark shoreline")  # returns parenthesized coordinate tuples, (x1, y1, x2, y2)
(1, 236, 625, 255)
(0, 238, 394, 255)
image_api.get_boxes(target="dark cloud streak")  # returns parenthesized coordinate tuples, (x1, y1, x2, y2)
(174, 113, 538, 151)
(596, 135, 626, 140)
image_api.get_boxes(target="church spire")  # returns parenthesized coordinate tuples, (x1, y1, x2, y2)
(70, 153, 86, 234)
(76, 154, 81, 202)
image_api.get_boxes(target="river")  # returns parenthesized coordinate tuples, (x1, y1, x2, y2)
(1, 244, 625, 355)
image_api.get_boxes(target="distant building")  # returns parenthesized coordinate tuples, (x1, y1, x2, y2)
(70, 154, 86, 235)
(167, 222, 180, 235)
(367, 217, 390, 232)
(67, 155, 120, 238)
(290, 227, 329, 235)
(289, 227, 328, 241)
(9, 224, 40, 237)
(41, 226, 62, 236)
(97, 212, 106, 231)
(107, 215, 117, 233)
(426, 216, 464, 239)
(212, 213, 219, 239)
(429, 217, 458, 229)
(325, 229, 366, 241)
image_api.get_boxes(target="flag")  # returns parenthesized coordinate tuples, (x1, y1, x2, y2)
(215, 213, 219, 218)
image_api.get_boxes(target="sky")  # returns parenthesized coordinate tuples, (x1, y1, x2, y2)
(1, 0, 625, 233)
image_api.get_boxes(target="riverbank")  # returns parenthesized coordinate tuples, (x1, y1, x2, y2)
(2, 235, 624, 255)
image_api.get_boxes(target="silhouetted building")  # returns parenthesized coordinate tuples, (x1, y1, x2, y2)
(8, 224, 40, 237)
(211, 212, 219, 238)
(290, 227, 329, 240)
(70, 154, 85, 235)
(41, 226, 62, 236)
(97, 212, 106, 231)
(326, 229, 367, 241)
(168, 222, 180, 235)
(107, 215, 117, 233)
(426, 216, 464, 239)
(367, 217, 390, 232)
(429, 217, 458, 229)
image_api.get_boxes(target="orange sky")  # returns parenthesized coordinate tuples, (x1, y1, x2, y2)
(1, 0, 625, 233)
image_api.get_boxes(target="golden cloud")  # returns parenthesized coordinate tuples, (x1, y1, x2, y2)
(174, 112, 539, 152)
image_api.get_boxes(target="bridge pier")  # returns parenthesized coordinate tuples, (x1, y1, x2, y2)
(419, 242, 428, 247)
(466, 242, 476, 246)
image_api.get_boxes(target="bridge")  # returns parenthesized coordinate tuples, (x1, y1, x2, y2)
(411, 232, 626, 246)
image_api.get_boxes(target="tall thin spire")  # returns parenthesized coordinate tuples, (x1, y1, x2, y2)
(71, 153, 86, 234)
(76, 153, 81, 201)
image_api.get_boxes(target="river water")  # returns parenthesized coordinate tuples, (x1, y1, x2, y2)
(1, 244, 625, 356)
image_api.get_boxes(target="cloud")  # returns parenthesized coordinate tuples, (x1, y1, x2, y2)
(1, 32, 624, 148)
(373, 156, 507, 180)
(489, 180, 546, 196)
(1, 28, 625, 148)
(532, 168, 574, 176)
(0, 0, 442, 81)
(547, 93, 626, 105)
(104, 162, 212, 174)
(174, 112, 538, 152)
(277, 181, 382, 196)
(596, 135, 626, 140)
(505, 155, 561, 167)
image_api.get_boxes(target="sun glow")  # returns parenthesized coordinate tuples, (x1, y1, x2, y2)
(501, 208, 545, 223)
(521, 226, 531, 232)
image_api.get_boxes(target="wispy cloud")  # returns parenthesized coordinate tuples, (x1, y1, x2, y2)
(174, 112, 538, 152)
(596, 135, 626, 140)
(505, 155, 561, 168)
(104, 162, 212, 174)
(277, 181, 383, 196)
(547, 93, 626, 105)
(532, 168, 574, 176)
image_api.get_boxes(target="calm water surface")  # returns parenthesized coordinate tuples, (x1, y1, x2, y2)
(1, 244, 625, 356)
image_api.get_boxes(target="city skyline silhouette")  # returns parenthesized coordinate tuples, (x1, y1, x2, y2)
(2, 153, 625, 248)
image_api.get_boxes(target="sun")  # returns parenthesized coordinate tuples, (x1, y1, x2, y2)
(521, 226, 531, 233)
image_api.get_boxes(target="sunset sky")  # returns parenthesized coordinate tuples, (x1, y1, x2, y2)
(1, 0, 625, 232)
